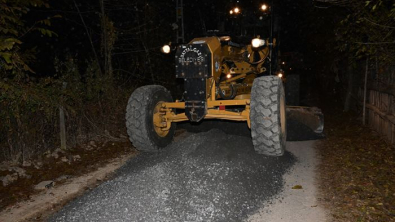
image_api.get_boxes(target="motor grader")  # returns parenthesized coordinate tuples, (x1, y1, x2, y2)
(125, 0, 326, 155)
(125, 34, 323, 156)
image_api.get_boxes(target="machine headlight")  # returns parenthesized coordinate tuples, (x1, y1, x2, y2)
(251, 38, 265, 48)
(161, 45, 171, 54)
(220, 36, 231, 41)
(276, 69, 284, 78)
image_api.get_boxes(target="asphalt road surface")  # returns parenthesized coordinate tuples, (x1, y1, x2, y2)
(49, 122, 326, 222)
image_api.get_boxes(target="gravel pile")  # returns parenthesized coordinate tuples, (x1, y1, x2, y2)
(50, 129, 295, 222)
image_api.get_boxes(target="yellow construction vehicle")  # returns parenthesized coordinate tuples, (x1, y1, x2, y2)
(127, 35, 289, 156)
(125, 7, 323, 156)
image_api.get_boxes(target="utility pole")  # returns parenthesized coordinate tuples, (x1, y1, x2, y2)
(176, 0, 185, 43)
(269, 0, 274, 75)
(100, 0, 111, 77)
(59, 82, 67, 150)
(363, 57, 369, 125)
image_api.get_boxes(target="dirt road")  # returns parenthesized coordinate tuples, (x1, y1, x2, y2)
(49, 126, 326, 221)
(247, 141, 327, 221)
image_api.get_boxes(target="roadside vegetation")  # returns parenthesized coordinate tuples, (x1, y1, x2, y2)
(315, 2, 395, 220)
(0, 0, 175, 163)
(317, 101, 395, 222)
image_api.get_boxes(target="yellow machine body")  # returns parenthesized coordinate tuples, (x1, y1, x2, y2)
(153, 36, 272, 133)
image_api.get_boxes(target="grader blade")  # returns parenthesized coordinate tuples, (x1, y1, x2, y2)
(286, 106, 324, 134)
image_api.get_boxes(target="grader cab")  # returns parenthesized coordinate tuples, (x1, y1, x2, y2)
(125, 35, 324, 156)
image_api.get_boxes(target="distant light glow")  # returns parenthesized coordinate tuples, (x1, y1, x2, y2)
(277, 73, 283, 78)
(230, 10, 233, 14)
(282, 61, 285, 65)
(226, 73, 232, 79)
(234, 7, 240, 13)
(261, 4, 268, 11)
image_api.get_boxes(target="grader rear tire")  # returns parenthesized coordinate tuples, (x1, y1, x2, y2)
(125, 85, 175, 152)
(250, 76, 286, 156)
(285, 74, 300, 106)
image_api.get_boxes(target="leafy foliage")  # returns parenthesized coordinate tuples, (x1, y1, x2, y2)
(0, 0, 177, 162)
(337, 0, 395, 64)
(0, 1, 122, 162)
(0, 0, 57, 77)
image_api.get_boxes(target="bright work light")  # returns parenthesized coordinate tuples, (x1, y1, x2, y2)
(161, 45, 171, 54)
(251, 38, 265, 48)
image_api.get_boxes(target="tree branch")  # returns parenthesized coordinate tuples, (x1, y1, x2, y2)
(73, 0, 103, 76)
(363, 18, 395, 30)
(355, 41, 395, 45)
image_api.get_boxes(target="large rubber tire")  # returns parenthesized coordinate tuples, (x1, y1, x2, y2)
(125, 85, 175, 152)
(250, 76, 286, 156)
(285, 74, 300, 106)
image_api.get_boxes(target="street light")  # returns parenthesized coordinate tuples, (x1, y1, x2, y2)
(261, 4, 268, 11)
(229, 7, 241, 15)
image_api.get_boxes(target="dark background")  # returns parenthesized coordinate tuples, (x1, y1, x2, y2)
(27, 0, 342, 91)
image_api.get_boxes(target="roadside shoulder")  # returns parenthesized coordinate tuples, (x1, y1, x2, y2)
(0, 153, 133, 222)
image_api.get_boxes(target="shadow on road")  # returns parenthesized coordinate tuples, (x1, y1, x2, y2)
(178, 118, 325, 141)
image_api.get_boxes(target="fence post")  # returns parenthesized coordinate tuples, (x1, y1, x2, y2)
(363, 57, 369, 125)
(60, 82, 67, 150)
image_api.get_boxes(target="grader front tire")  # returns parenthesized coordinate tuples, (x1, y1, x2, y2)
(125, 85, 175, 152)
(250, 76, 286, 156)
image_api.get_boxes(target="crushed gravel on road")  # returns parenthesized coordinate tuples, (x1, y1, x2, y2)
(50, 129, 296, 222)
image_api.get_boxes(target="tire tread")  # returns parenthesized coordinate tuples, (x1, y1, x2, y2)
(126, 85, 173, 152)
(250, 76, 286, 156)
